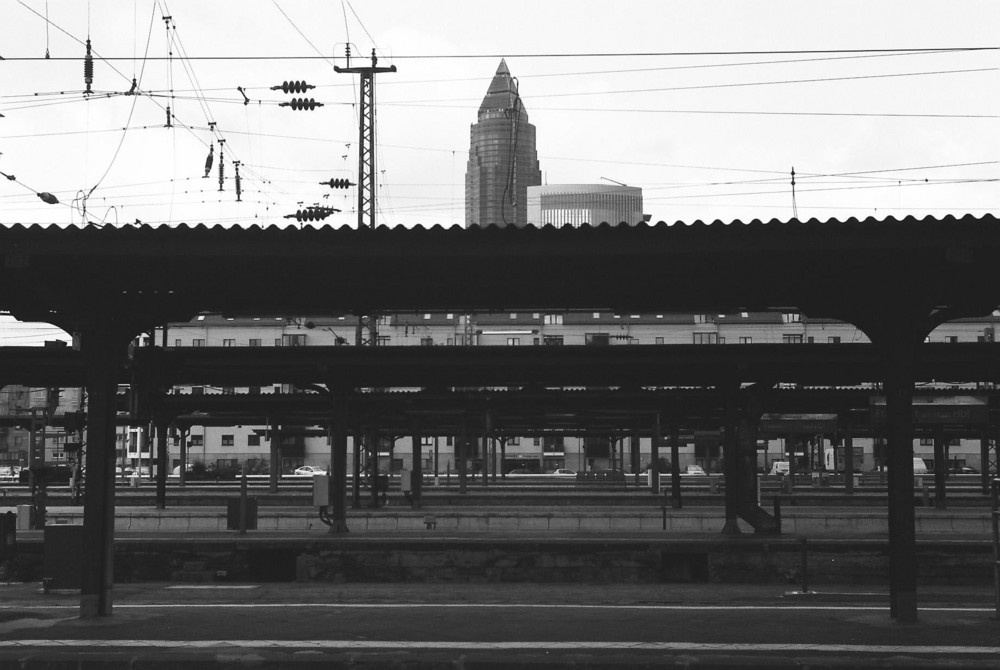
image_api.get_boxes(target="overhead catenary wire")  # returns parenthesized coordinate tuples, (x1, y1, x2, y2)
(4, 46, 998, 61)
(3, 47, 984, 99)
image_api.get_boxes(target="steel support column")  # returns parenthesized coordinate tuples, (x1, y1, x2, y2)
(352, 430, 362, 508)
(844, 421, 855, 494)
(79, 329, 127, 618)
(328, 390, 349, 533)
(368, 427, 381, 508)
(670, 420, 682, 508)
(268, 422, 282, 494)
(934, 429, 947, 509)
(650, 412, 660, 495)
(884, 342, 917, 622)
(721, 385, 741, 535)
(178, 426, 188, 488)
(154, 416, 169, 509)
(410, 421, 422, 508)
(631, 428, 640, 487)
(981, 429, 993, 495)
(458, 424, 468, 494)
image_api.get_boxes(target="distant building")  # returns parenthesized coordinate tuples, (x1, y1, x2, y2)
(465, 60, 541, 227)
(526, 184, 645, 227)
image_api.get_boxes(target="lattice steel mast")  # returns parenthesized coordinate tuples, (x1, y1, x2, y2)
(335, 48, 396, 507)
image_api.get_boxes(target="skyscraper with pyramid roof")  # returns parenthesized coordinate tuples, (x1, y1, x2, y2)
(465, 60, 542, 227)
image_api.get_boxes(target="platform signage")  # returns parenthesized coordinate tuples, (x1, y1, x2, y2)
(869, 395, 988, 425)
(758, 413, 838, 436)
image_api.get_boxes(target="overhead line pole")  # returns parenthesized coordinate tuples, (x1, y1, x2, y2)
(335, 47, 396, 508)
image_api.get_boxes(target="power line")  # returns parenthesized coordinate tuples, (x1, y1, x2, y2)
(3, 47, 997, 61)
(0, 49, 977, 99)
(644, 177, 998, 202)
(390, 103, 996, 120)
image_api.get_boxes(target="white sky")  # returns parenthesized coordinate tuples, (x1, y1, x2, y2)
(0, 0, 998, 343)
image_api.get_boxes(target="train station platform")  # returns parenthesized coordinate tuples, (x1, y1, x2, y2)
(2, 500, 997, 668)
(1, 580, 998, 668)
(6, 499, 994, 534)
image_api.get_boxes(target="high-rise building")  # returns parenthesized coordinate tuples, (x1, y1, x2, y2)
(465, 60, 542, 227)
(526, 184, 646, 227)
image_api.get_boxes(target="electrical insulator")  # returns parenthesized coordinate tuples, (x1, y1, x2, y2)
(279, 98, 323, 111)
(83, 38, 94, 94)
(283, 206, 340, 222)
(218, 140, 226, 192)
(320, 178, 352, 189)
(234, 161, 242, 202)
(203, 144, 214, 178)
(270, 80, 315, 94)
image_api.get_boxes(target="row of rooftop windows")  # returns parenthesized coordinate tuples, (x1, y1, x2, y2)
(189, 312, 805, 326)
(173, 334, 844, 347)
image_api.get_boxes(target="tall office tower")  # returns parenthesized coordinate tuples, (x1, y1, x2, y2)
(465, 60, 542, 227)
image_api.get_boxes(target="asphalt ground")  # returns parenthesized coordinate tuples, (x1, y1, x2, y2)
(1, 580, 998, 668)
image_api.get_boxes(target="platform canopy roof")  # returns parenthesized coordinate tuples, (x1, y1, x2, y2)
(0, 215, 997, 342)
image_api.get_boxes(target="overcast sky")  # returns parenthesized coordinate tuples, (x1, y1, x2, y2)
(0, 0, 997, 342)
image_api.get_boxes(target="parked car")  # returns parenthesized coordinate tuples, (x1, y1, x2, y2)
(547, 468, 576, 477)
(294, 465, 327, 476)
(506, 468, 535, 476)
(682, 464, 707, 476)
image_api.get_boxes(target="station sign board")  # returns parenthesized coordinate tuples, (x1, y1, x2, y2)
(758, 413, 838, 437)
(869, 395, 988, 425)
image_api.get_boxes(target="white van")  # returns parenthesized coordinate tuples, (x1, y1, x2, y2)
(876, 458, 928, 475)
(769, 461, 790, 476)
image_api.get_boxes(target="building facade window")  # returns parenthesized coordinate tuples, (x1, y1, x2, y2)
(507, 337, 520, 346)
(192, 339, 205, 347)
(282, 334, 306, 347)
(544, 314, 563, 325)
(543, 335, 563, 345)
(655, 337, 665, 345)
(782, 313, 802, 324)
(694, 314, 710, 324)
(190, 435, 204, 447)
(739, 336, 753, 344)
(420, 337, 434, 346)
(249, 339, 261, 347)
(585, 333, 610, 345)
(222, 339, 235, 347)
(221, 435, 234, 447)
(783, 334, 804, 344)
(693, 332, 718, 345)
(247, 434, 261, 447)
(828, 336, 841, 344)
